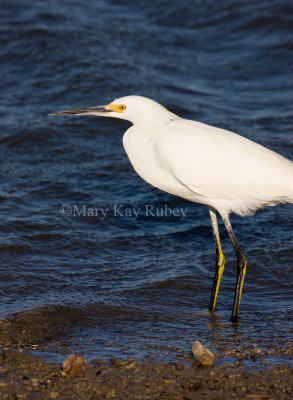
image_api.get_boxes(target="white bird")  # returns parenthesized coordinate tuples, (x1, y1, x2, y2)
(51, 95, 293, 321)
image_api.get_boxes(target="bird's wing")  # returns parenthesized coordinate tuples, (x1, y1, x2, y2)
(155, 119, 293, 201)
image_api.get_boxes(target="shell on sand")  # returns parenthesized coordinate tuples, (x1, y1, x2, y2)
(61, 354, 87, 378)
(192, 341, 214, 366)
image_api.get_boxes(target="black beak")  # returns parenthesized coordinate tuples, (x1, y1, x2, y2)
(49, 106, 111, 116)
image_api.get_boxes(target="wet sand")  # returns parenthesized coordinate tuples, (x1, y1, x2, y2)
(0, 349, 292, 400)
(1, 311, 292, 399)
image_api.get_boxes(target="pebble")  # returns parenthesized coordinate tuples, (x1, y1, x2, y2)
(110, 356, 126, 367)
(14, 395, 25, 400)
(110, 356, 137, 369)
(61, 354, 87, 378)
(106, 389, 116, 398)
(31, 378, 39, 386)
(192, 341, 214, 366)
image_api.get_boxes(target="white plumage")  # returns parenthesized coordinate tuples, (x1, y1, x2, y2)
(119, 96, 293, 217)
(51, 95, 293, 321)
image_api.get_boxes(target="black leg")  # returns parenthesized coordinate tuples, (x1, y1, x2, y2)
(222, 215, 247, 322)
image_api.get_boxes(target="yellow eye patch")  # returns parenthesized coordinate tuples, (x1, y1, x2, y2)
(107, 104, 127, 113)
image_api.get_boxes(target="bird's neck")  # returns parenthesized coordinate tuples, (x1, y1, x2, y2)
(132, 111, 178, 139)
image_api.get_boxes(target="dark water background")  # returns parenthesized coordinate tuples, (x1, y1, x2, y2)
(1, 0, 292, 366)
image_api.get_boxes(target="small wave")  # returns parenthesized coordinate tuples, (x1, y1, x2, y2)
(0, 305, 94, 347)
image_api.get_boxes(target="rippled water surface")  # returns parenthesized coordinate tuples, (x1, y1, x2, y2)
(1, 0, 292, 365)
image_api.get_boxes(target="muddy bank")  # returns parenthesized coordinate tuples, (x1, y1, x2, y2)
(0, 308, 292, 399)
(0, 349, 292, 400)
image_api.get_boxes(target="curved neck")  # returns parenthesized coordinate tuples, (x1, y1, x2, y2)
(131, 110, 178, 138)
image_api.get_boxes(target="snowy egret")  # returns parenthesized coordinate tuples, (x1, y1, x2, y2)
(51, 96, 293, 321)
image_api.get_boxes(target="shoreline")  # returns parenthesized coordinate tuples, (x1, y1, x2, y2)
(0, 348, 292, 399)
(1, 309, 292, 398)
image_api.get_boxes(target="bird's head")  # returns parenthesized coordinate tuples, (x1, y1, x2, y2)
(50, 95, 176, 127)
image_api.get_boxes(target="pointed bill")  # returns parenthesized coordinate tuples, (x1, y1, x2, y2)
(49, 105, 113, 116)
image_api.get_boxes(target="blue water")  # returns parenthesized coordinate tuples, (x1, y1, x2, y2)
(0, 0, 292, 365)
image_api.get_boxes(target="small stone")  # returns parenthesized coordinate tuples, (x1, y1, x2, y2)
(124, 360, 138, 370)
(61, 354, 87, 378)
(110, 356, 130, 367)
(106, 389, 116, 398)
(31, 378, 39, 386)
(14, 395, 25, 400)
(173, 362, 184, 370)
(50, 391, 59, 399)
(192, 341, 214, 366)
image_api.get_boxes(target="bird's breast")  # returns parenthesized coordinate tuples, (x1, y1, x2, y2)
(122, 128, 199, 201)
(123, 129, 168, 187)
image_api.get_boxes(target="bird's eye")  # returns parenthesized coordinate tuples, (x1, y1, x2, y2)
(119, 105, 126, 111)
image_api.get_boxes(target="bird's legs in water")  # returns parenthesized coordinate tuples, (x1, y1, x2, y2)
(209, 209, 225, 312)
(222, 214, 247, 322)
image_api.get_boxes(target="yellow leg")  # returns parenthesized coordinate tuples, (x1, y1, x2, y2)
(209, 209, 225, 312)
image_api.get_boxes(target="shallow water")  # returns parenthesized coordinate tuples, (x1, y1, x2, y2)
(0, 0, 292, 365)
